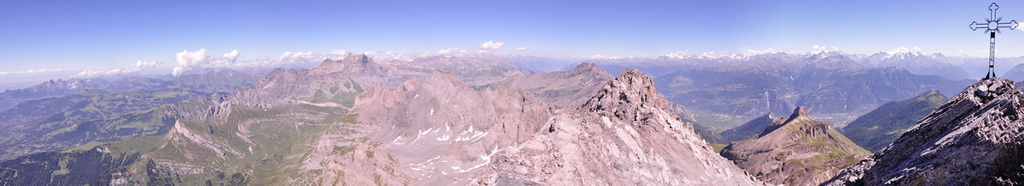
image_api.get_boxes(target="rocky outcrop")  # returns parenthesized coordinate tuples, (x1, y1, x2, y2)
(721, 106, 870, 185)
(477, 69, 763, 185)
(826, 79, 1024, 185)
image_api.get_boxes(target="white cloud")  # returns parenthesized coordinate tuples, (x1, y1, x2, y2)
(74, 68, 140, 78)
(0, 67, 70, 76)
(170, 49, 244, 76)
(170, 67, 182, 77)
(744, 48, 777, 56)
(176, 49, 211, 68)
(810, 45, 840, 53)
(888, 46, 922, 54)
(75, 60, 165, 78)
(173, 48, 212, 76)
(136, 60, 163, 69)
(478, 41, 505, 51)
(278, 51, 318, 63)
(438, 48, 468, 55)
(330, 50, 349, 57)
(222, 49, 240, 63)
(365, 51, 416, 61)
(515, 47, 528, 51)
(660, 51, 690, 59)
(698, 51, 719, 59)
(574, 55, 630, 60)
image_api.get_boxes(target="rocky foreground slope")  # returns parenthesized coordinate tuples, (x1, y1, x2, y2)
(476, 69, 763, 185)
(826, 79, 1024, 185)
(720, 106, 869, 185)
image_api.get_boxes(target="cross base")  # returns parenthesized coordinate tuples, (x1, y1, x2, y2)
(985, 65, 998, 80)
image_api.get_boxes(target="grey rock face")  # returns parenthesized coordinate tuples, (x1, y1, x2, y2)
(826, 79, 1024, 185)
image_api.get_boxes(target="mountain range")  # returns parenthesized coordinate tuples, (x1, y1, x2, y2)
(1, 51, 1021, 185)
(0, 54, 765, 185)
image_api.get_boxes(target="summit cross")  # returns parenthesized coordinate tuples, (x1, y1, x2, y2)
(970, 2, 1018, 79)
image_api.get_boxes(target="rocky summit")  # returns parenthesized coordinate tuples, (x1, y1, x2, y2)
(826, 78, 1024, 185)
(720, 106, 870, 185)
(477, 69, 763, 185)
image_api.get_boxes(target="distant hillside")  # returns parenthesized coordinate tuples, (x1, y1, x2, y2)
(1003, 63, 1024, 82)
(842, 90, 947, 152)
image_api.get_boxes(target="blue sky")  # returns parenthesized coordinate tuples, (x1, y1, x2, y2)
(3, 1, 1024, 79)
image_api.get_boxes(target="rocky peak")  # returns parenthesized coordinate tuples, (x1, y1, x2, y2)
(789, 106, 808, 120)
(344, 53, 371, 65)
(581, 69, 672, 124)
(311, 53, 381, 74)
(563, 62, 611, 80)
(571, 62, 601, 73)
(583, 69, 668, 110)
(826, 78, 1024, 185)
(759, 106, 809, 136)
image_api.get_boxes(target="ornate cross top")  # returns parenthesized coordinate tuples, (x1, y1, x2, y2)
(970, 2, 1018, 79)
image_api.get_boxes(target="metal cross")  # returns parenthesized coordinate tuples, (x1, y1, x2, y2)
(970, 2, 1018, 79)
